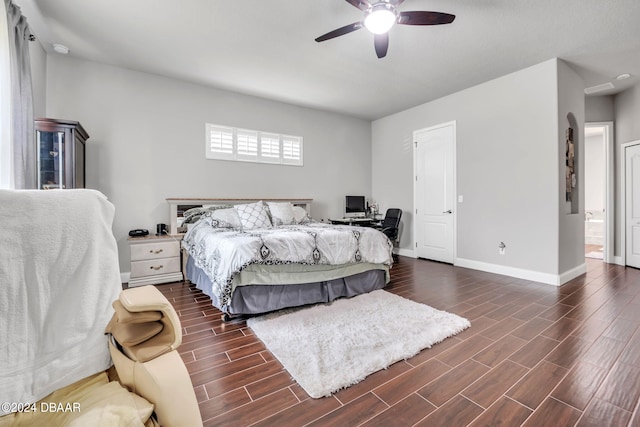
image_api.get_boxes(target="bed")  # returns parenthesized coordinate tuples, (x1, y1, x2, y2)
(168, 198, 394, 319)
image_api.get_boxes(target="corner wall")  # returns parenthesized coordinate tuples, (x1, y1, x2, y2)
(373, 58, 585, 284)
(556, 60, 586, 278)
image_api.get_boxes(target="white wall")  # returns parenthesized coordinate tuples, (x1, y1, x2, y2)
(556, 60, 585, 275)
(45, 55, 372, 272)
(585, 95, 614, 123)
(585, 134, 605, 212)
(373, 58, 585, 283)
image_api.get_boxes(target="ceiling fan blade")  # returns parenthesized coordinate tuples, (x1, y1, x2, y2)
(344, 0, 371, 11)
(374, 33, 389, 59)
(398, 11, 456, 26)
(315, 22, 363, 42)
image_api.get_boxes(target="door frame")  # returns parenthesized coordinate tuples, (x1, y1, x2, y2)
(412, 121, 457, 261)
(585, 122, 615, 264)
(620, 138, 640, 266)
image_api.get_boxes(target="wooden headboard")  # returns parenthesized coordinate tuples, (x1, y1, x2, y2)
(166, 198, 313, 235)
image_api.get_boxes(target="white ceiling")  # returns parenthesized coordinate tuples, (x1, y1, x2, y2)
(15, 0, 640, 120)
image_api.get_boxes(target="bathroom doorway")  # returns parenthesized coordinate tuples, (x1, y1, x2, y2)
(584, 122, 613, 262)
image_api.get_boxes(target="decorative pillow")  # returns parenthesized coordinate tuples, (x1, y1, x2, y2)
(204, 207, 243, 229)
(292, 206, 311, 224)
(234, 201, 272, 230)
(182, 205, 232, 224)
(267, 202, 296, 226)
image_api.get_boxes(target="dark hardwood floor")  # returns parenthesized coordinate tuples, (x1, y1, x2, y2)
(156, 256, 640, 426)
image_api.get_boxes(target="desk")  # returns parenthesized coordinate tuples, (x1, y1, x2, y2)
(329, 218, 375, 227)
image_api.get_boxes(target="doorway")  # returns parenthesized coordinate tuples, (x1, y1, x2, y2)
(413, 122, 456, 263)
(584, 122, 614, 263)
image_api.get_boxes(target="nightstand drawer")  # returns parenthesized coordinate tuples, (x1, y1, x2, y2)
(131, 240, 180, 261)
(130, 257, 181, 278)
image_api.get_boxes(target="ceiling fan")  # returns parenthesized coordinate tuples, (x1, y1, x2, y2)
(315, 0, 456, 59)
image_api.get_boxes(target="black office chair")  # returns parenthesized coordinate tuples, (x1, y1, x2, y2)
(375, 208, 402, 251)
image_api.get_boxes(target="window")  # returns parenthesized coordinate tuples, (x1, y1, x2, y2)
(205, 123, 303, 166)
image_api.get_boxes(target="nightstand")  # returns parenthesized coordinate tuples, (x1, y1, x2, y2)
(128, 235, 183, 287)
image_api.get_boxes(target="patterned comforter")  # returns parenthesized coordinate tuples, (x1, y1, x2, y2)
(182, 220, 394, 311)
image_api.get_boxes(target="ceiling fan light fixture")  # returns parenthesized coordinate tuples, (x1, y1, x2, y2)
(364, 3, 397, 34)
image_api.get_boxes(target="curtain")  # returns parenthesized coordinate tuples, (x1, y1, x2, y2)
(4, 0, 34, 189)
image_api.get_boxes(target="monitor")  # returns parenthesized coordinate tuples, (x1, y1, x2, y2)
(345, 195, 366, 218)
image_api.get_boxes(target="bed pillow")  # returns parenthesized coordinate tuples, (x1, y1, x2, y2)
(266, 202, 296, 226)
(182, 205, 232, 224)
(292, 206, 311, 224)
(204, 207, 243, 229)
(234, 201, 272, 230)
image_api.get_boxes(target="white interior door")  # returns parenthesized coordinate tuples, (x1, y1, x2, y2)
(625, 143, 640, 268)
(414, 123, 455, 263)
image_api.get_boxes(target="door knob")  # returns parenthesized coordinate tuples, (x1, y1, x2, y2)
(443, 210, 452, 214)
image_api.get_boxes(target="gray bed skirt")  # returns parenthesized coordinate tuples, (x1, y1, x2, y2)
(185, 256, 388, 316)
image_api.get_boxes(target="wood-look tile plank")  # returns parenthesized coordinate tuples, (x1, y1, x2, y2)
(245, 371, 296, 400)
(484, 302, 525, 321)
(203, 388, 298, 427)
(434, 335, 494, 367)
(508, 335, 560, 368)
(601, 317, 640, 342)
(479, 317, 526, 341)
(544, 335, 593, 368)
(511, 303, 550, 321)
(506, 361, 568, 410)
(521, 397, 581, 427)
(404, 336, 464, 367)
(361, 393, 436, 427)
(577, 397, 632, 427)
(333, 360, 412, 405)
(472, 334, 527, 368)
(540, 316, 582, 341)
(580, 335, 627, 370)
(198, 388, 251, 423)
(462, 360, 529, 409)
(550, 360, 608, 410)
(417, 359, 490, 406)
(373, 358, 451, 406)
(468, 396, 532, 427)
(251, 396, 343, 427)
(305, 392, 388, 427)
(203, 360, 283, 397)
(190, 353, 265, 387)
(185, 352, 230, 375)
(414, 395, 484, 427)
(225, 341, 265, 361)
(594, 362, 640, 412)
(538, 303, 575, 321)
(570, 316, 611, 342)
(510, 316, 555, 341)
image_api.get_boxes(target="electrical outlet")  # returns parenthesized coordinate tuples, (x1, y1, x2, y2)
(499, 242, 506, 255)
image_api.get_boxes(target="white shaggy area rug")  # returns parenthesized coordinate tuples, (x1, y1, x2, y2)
(247, 290, 470, 398)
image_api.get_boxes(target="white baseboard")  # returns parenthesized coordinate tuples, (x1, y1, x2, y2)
(396, 248, 417, 258)
(121, 272, 130, 284)
(558, 263, 587, 285)
(455, 258, 586, 286)
(612, 256, 624, 266)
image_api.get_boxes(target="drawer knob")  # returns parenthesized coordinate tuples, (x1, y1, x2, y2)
(150, 249, 164, 254)
(149, 265, 164, 271)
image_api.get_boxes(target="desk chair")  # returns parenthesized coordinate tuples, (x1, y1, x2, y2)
(375, 209, 402, 256)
